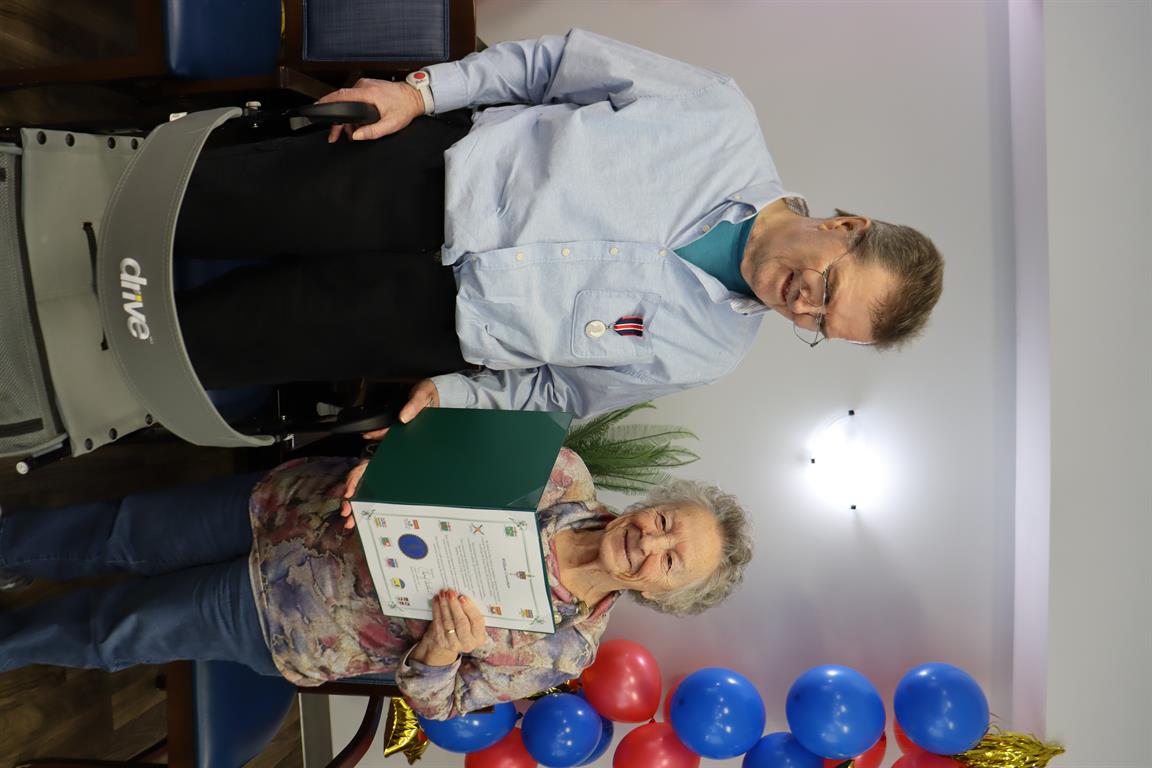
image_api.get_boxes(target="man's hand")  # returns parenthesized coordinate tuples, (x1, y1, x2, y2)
(398, 379, 440, 425)
(409, 589, 488, 667)
(318, 78, 425, 143)
(359, 379, 438, 442)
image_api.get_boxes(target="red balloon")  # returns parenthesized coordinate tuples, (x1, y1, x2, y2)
(661, 674, 687, 722)
(892, 754, 964, 768)
(894, 721, 927, 756)
(465, 727, 537, 768)
(581, 639, 662, 722)
(823, 731, 887, 768)
(613, 721, 699, 768)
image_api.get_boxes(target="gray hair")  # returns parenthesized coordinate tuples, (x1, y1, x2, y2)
(624, 479, 753, 616)
(834, 208, 944, 350)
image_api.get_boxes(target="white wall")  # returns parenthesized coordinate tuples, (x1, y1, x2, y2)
(1044, 2, 1152, 766)
(328, 2, 1021, 765)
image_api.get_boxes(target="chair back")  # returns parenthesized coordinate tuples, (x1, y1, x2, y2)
(191, 661, 297, 768)
(303, 0, 451, 62)
(164, 0, 282, 79)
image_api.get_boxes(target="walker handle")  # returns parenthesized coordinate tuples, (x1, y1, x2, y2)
(289, 102, 381, 124)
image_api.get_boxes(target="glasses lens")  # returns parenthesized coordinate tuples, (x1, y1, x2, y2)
(810, 268, 830, 308)
(792, 267, 831, 346)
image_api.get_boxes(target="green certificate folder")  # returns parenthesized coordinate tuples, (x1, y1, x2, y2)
(351, 408, 573, 634)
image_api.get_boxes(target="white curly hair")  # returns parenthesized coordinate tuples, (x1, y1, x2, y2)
(623, 479, 753, 616)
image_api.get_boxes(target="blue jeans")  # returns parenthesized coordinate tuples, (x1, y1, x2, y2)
(0, 472, 280, 676)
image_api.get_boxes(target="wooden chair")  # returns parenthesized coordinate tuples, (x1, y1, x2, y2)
(0, 0, 478, 102)
(14, 661, 400, 768)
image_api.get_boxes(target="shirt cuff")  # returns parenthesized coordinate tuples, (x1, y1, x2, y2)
(425, 61, 471, 113)
(396, 644, 462, 687)
(430, 372, 474, 409)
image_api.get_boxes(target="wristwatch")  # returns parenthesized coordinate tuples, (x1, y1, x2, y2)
(405, 69, 435, 115)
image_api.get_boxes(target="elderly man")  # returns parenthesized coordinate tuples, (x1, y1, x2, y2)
(176, 29, 943, 420)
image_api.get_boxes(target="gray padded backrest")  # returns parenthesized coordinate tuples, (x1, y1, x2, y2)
(97, 108, 274, 448)
(16, 129, 147, 459)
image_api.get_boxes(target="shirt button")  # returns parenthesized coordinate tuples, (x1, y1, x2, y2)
(701, 224, 711, 233)
(515, 252, 525, 261)
(585, 320, 607, 338)
(561, 247, 571, 257)
(609, 246, 619, 256)
(658, 248, 668, 257)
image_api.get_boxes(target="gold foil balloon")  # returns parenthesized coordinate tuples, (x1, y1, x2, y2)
(382, 697, 429, 764)
(525, 678, 581, 700)
(956, 729, 1064, 768)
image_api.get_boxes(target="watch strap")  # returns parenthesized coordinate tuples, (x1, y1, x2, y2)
(405, 70, 435, 115)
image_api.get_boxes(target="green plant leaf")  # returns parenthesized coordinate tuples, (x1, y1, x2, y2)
(564, 403, 699, 495)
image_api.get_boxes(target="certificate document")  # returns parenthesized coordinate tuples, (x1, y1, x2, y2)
(353, 502, 555, 633)
(349, 408, 573, 636)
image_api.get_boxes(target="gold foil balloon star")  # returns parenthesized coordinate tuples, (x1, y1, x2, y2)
(382, 697, 429, 764)
(525, 678, 581, 700)
(957, 729, 1064, 768)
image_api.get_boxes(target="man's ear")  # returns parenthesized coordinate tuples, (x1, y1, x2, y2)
(833, 215, 871, 234)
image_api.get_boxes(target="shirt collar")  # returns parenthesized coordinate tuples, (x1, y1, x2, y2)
(679, 188, 806, 316)
(543, 502, 622, 626)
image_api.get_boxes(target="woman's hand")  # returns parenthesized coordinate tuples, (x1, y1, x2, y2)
(317, 78, 424, 143)
(339, 459, 369, 529)
(340, 380, 440, 529)
(410, 589, 488, 667)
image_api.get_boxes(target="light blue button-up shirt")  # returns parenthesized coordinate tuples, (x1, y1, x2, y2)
(424, 29, 800, 416)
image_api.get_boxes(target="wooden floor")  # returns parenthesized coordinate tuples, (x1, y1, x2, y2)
(0, 1, 304, 764)
(0, 0, 141, 126)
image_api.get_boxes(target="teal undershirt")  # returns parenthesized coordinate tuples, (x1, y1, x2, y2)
(674, 214, 757, 297)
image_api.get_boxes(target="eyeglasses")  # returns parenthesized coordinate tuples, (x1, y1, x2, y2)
(792, 252, 848, 348)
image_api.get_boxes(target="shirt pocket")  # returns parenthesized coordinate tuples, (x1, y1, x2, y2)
(570, 290, 659, 363)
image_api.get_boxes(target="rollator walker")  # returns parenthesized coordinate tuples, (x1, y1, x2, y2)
(1, 102, 388, 473)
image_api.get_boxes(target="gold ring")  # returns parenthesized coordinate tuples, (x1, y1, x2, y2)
(446, 628, 456, 635)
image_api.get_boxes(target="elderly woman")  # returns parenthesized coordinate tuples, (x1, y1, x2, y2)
(0, 448, 751, 719)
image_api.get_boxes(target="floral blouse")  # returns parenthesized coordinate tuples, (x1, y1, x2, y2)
(247, 448, 620, 718)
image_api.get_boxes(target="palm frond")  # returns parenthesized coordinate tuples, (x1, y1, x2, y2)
(564, 402, 655, 447)
(564, 402, 699, 495)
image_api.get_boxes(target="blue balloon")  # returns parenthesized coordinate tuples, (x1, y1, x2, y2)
(669, 667, 766, 758)
(521, 693, 604, 767)
(578, 716, 614, 765)
(417, 702, 517, 753)
(743, 732, 823, 768)
(894, 662, 989, 754)
(785, 665, 885, 759)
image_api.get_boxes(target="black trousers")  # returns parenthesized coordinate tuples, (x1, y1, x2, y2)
(175, 116, 471, 389)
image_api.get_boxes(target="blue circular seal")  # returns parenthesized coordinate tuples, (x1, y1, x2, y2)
(398, 534, 429, 559)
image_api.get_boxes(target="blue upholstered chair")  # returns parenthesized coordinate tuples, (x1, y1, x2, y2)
(16, 661, 399, 768)
(282, 0, 477, 76)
